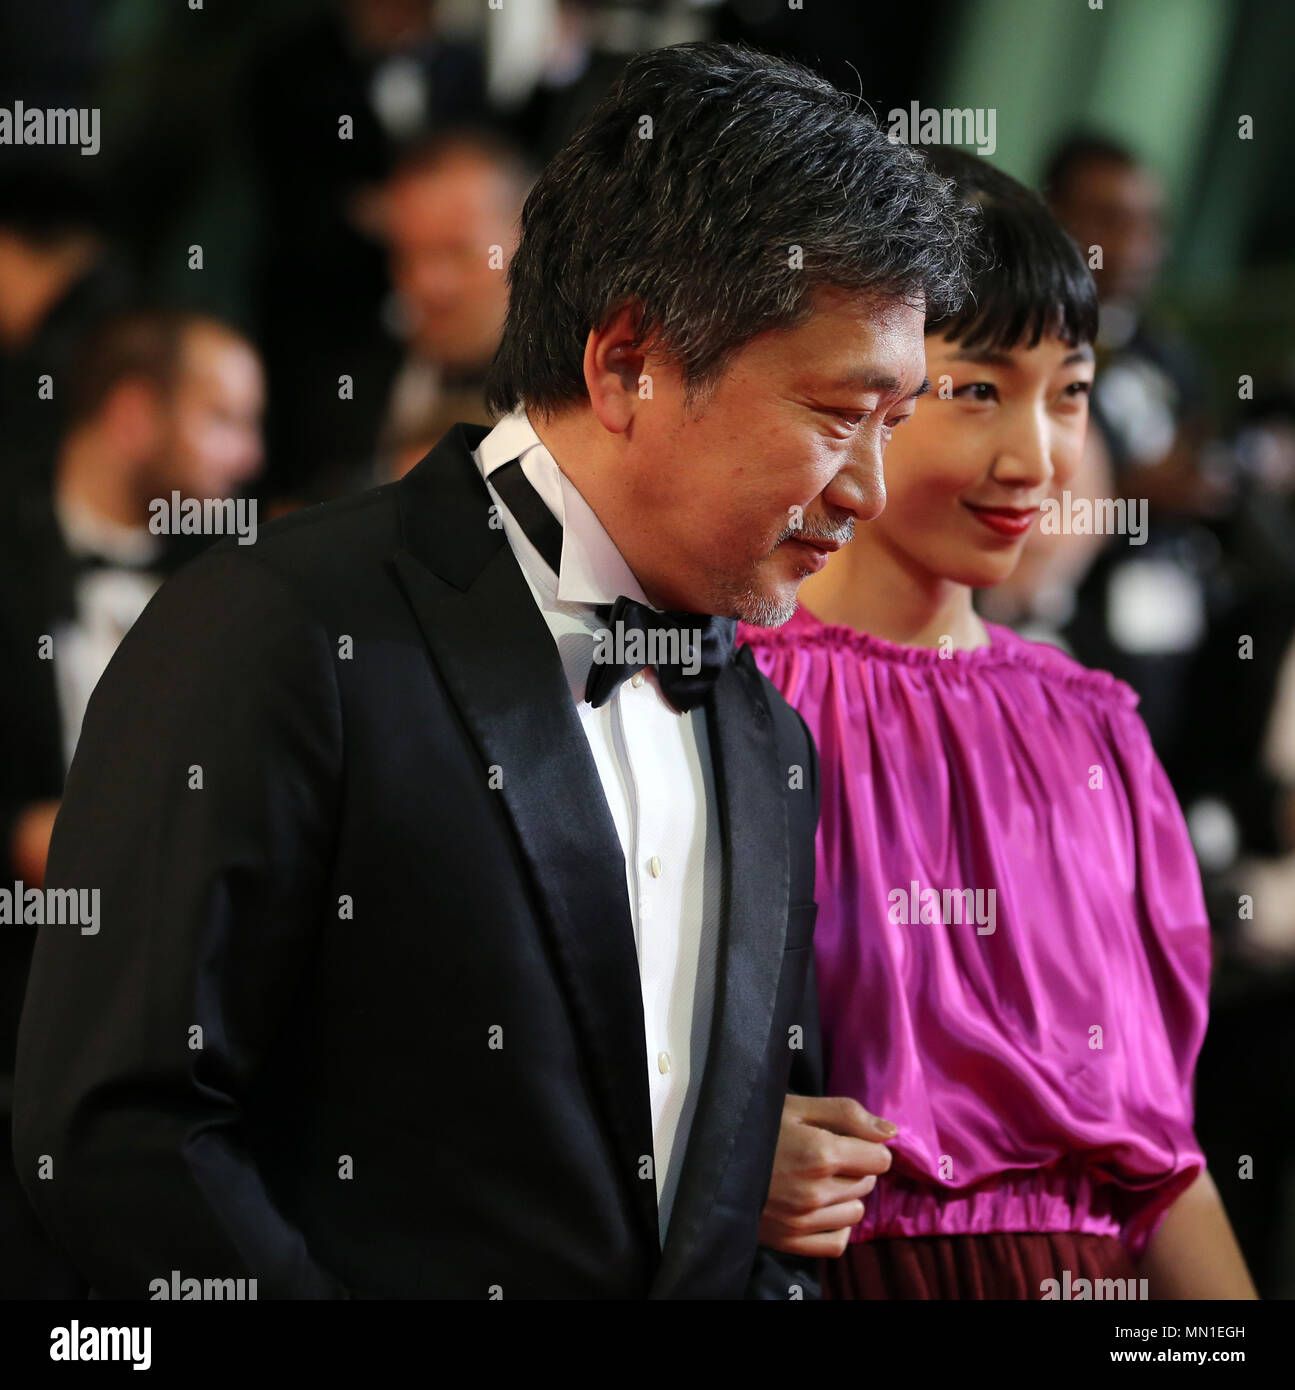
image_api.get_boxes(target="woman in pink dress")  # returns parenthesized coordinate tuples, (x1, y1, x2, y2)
(744, 150, 1256, 1299)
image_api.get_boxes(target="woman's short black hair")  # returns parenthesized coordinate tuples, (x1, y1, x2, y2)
(921, 146, 1099, 351)
(485, 41, 979, 419)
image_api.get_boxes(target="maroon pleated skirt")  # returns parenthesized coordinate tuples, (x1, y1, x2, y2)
(822, 1231, 1138, 1300)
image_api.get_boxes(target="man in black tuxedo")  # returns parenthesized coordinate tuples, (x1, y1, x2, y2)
(0, 309, 262, 1298)
(13, 42, 973, 1298)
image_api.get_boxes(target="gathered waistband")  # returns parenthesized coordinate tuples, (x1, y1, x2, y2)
(857, 1167, 1124, 1245)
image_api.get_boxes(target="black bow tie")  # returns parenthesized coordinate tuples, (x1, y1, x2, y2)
(586, 595, 734, 713)
(488, 456, 735, 713)
(71, 549, 166, 579)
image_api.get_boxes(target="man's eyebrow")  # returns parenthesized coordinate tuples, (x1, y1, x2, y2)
(825, 369, 930, 399)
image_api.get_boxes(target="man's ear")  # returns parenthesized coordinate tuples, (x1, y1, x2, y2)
(583, 301, 650, 435)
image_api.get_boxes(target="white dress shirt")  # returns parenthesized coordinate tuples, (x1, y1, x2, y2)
(51, 495, 164, 773)
(473, 405, 722, 1244)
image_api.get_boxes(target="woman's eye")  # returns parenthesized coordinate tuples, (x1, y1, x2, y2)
(1053, 380, 1093, 410)
(955, 382, 997, 403)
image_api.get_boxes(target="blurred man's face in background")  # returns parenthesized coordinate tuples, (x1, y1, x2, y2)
(1051, 157, 1165, 306)
(145, 325, 265, 500)
(384, 152, 520, 369)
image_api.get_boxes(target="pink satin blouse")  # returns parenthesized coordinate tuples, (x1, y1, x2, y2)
(739, 604, 1210, 1257)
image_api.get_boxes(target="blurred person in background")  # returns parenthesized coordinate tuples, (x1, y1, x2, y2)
(1045, 133, 1218, 517)
(1043, 140, 1295, 913)
(1035, 136, 1295, 1295)
(0, 308, 262, 1298)
(1176, 387, 1295, 887)
(490, 0, 655, 167)
(372, 128, 533, 480)
(244, 0, 491, 503)
(1170, 385, 1295, 1298)
(1043, 134, 1230, 776)
(0, 165, 133, 500)
(0, 309, 265, 891)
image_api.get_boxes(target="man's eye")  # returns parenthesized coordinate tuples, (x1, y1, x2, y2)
(1064, 380, 1093, 397)
(833, 410, 868, 427)
(953, 382, 997, 403)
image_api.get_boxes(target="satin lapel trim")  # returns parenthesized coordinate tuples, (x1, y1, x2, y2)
(650, 645, 790, 1295)
(391, 516, 659, 1254)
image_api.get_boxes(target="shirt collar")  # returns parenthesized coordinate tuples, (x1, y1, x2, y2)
(55, 491, 163, 568)
(474, 404, 650, 609)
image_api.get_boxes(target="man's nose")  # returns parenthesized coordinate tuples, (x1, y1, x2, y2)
(822, 442, 886, 523)
(410, 253, 464, 303)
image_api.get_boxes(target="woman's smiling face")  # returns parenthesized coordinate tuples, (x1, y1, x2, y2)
(864, 331, 1096, 589)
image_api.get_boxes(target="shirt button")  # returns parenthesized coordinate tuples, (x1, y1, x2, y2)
(657, 1051, 671, 1074)
(631, 671, 645, 688)
(648, 855, 663, 878)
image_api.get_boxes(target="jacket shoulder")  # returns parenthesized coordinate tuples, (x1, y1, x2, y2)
(215, 482, 401, 572)
(155, 482, 407, 628)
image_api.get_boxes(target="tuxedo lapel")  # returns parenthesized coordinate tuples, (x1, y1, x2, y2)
(650, 643, 791, 1297)
(390, 426, 660, 1253)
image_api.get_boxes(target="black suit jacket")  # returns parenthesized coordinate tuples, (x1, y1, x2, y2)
(13, 424, 824, 1299)
(0, 491, 204, 1298)
(0, 494, 77, 1299)
(0, 493, 82, 880)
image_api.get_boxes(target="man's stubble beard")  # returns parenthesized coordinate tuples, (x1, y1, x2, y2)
(671, 511, 855, 628)
(711, 547, 804, 628)
(722, 578, 800, 627)
(717, 515, 856, 627)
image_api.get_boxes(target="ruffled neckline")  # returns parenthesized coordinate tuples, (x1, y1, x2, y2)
(739, 604, 1137, 706)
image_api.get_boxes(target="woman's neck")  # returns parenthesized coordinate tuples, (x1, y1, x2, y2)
(796, 530, 989, 650)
